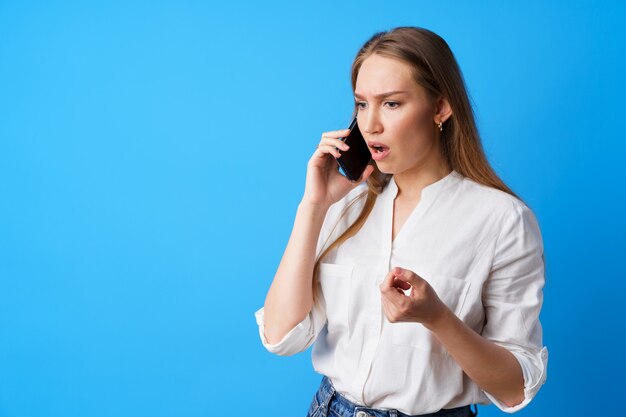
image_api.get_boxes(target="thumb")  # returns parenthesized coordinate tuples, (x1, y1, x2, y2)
(392, 266, 421, 286)
(357, 164, 375, 183)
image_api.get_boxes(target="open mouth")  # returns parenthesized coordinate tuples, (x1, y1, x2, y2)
(369, 143, 389, 153)
(369, 143, 391, 161)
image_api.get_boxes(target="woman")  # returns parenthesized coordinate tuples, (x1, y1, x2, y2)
(255, 26, 548, 417)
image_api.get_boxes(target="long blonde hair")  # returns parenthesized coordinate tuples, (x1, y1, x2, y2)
(313, 26, 521, 281)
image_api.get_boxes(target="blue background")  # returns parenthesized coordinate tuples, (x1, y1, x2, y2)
(1, 1, 624, 416)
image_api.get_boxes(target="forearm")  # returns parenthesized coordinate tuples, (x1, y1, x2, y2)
(425, 308, 525, 407)
(263, 201, 329, 344)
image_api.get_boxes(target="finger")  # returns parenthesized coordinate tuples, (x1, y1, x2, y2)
(381, 269, 408, 296)
(320, 129, 351, 139)
(381, 279, 406, 306)
(315, 144, 342, 159)
(355, 164, 375, 183)
(381, 298, 399, 322)
(320, 136, 350, 152)
(391, 266, 421, 286)
(393, 277, 411, 291)
(380, 269, 397, 291)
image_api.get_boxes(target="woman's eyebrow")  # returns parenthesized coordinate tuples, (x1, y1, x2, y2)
(354, 90, 409, 99)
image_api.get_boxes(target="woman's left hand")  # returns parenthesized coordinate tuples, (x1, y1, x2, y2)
(379, 266, 448, 328)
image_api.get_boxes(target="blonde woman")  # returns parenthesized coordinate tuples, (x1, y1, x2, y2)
(255, 27, 548, 417)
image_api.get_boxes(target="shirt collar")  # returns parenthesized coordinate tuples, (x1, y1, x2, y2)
(385, 170, 461, 201)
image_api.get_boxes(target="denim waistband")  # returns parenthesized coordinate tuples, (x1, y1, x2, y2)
(311, 376, 476, 417)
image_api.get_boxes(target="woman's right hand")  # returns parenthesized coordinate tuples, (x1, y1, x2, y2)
(302, 128, 374, 209)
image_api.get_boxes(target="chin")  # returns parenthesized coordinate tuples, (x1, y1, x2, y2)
(373, 160, 396, 175)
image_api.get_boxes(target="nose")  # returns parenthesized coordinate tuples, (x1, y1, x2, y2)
(360, 108, 383, 135)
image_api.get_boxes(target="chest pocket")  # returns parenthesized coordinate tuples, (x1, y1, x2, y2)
(391, 274, 471, 355)
(317, 262, 354, 334)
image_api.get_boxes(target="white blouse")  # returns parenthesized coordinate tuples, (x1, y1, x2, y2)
(255, 170, 548, 414)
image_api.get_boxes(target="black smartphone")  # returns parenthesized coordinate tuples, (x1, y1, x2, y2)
(335, 117, 371, 182)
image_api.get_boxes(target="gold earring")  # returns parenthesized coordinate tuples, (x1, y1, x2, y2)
(437, 121, 443, 132)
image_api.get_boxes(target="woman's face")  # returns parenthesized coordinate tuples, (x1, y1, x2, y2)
(354, 54, 447, 176)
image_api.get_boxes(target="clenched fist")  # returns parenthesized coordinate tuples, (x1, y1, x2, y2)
(379, 266, 448, 328)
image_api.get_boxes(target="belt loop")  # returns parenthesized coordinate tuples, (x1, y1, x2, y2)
(389, 409, 398, 417)
(470, 404, 478, 417)
(321, 379, 336, 416)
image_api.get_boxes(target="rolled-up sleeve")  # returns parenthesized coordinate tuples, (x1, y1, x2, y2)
(253, 188, 365, 356)
(254, 224, 330, 356)
(481, 202, 549, 413)
(254, 294, 326, 356)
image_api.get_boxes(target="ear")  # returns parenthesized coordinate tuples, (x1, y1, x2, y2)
(433, 96, 453, 124)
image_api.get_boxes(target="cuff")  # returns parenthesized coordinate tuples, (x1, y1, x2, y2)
(254, 307, 313, 356)
(483, 346, 548, 413)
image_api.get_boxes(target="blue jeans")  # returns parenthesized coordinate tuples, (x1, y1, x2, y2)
(306, 376, 478, 417)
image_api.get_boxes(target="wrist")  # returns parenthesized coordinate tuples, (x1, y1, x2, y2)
(299, 199, 331, 213)
(423, 303, 453, 333)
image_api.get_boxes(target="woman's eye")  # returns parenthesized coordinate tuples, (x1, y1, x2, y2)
(354, 101, 399, 110)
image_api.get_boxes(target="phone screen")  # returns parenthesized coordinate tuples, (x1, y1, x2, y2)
(336, 117, 371, 181)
